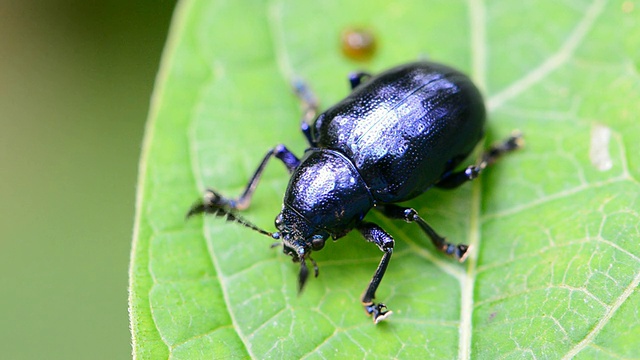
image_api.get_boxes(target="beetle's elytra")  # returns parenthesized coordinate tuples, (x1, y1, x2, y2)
(188, 61, 522, 323)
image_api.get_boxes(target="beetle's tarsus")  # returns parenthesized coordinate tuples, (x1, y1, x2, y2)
(186, 190, 222, 218)
(481, 132, 524, 167)
(364, 302, 392, 324)
(508, 131, 525, 149)
(187, 189, 274, 238)
(186, 202, 205, 219)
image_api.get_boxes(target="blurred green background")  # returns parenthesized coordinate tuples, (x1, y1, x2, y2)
(0, 1, 176, 358)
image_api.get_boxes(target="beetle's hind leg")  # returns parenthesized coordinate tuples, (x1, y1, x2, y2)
(436, 132, 523, 189)
(376, 204, 469, 261)
(187, 145, 300, 217)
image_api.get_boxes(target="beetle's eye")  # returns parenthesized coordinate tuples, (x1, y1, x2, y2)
(311, 236, 325, 250)
(275, 213, 283, 227)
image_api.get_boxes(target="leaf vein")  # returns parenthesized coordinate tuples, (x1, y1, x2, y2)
(562, 270, 640, 359)
(487, 0, 607, 111)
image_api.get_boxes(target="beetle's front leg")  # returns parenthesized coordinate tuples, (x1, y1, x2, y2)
(187, 144, 299, 217)
(357, 222, 394, 324)
(436, 132, 523, 189)
(377, 204, 469, 261)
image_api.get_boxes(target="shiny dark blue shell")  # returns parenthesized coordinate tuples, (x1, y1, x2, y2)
(312, 62, 485, 202)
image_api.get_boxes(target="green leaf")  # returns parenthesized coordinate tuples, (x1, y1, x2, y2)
(129, 0, 640, 358)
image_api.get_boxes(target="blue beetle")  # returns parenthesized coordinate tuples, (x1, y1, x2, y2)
(188, 61, 522, 323)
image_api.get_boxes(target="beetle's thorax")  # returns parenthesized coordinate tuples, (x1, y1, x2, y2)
(287, 149, 373, 231)
(275, 149, 373, 256)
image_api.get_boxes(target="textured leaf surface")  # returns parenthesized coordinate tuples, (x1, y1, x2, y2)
(129, 0, 640, 358)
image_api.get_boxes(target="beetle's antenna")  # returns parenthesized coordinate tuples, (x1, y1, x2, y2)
(187, 190, 278, 239)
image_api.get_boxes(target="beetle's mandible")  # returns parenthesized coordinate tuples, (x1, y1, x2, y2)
(188, 61, 522, 323)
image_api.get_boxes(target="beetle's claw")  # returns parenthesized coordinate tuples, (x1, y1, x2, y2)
(365, 303, 392, 324)
(456, 244, 470, 262)
(442, 242, 470, 261)
(187, 189, 227, 218)
(186, 202, 206, 218)
(509, 130, 525, 149)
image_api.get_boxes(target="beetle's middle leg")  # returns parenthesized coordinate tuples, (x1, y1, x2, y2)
(187, 144, 299, 217)
(436, 132, 523, 189)
(376, 204, 469, 261)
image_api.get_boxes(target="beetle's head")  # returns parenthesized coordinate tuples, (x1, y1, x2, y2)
(273, 206, 330, 292)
